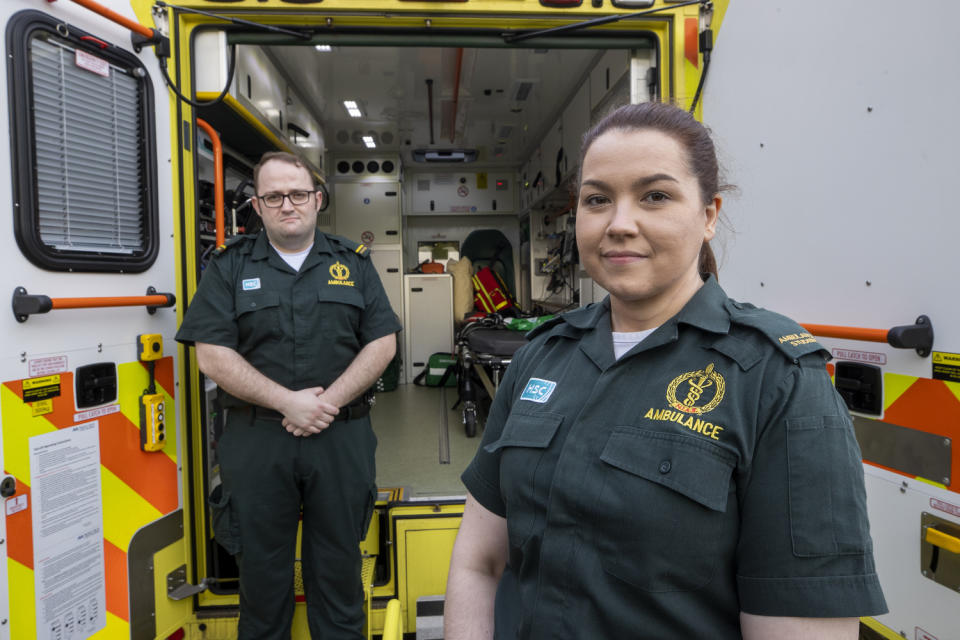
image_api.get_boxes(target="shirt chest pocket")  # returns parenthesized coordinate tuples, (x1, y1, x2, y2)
(316, 287, 364, 334)
(484, 410, 563, 549)
(235, 291, 281, 345)
(595, 427, 737, 593)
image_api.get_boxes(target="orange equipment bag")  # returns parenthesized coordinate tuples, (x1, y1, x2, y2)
(420, 261, 445, 274)
(472, 266, 514, 313)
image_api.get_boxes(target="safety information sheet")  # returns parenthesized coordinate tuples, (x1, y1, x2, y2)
(29, 422, 106, 640)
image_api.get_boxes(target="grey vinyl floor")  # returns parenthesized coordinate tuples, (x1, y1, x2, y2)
(369, 383, 483, 499)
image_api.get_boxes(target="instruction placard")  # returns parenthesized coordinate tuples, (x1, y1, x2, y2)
(28, 356, 68, 377)
(932, 351, 960, 383)
(29, 422, 106, 640)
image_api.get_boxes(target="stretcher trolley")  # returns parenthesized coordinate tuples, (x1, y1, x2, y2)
(454, 316, 529, 437)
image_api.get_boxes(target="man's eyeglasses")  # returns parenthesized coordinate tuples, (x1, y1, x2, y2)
(257, 190, 315, 208)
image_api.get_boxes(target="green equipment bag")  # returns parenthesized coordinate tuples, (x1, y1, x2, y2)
(503, 315, 555, 332)
(413, 352, 457, 387)
(376, 356, 400, 392)
(375, 333, 402, 392)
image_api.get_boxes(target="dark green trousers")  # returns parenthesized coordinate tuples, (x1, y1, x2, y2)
(217, 410, 377, 639)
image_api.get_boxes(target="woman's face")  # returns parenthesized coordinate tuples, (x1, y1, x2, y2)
(576, 128, 719, 317)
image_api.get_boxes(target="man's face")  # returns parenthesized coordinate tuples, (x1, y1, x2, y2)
(251, 160, 320, 252)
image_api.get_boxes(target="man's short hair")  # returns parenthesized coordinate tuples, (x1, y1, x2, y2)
(253, 151, 316, 192)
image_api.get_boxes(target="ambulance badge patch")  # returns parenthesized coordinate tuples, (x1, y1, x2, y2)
(665, 363, 725, 415)
(520, 378, 556, 403)
(242, 278, 261, 291)
(328, 261, 355, 286)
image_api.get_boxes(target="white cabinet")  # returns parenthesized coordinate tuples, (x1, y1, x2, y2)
(406, 171, 516, 215)
(403, 274, 454, 383)
(194, 34, 324, 168)
(333, 181, 401, 245)
(369, 245, 403, 320)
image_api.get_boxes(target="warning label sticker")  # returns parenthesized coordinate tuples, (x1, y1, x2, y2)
(31, 399, 54, 417)
(22, 375, 61, 403)
(75, 49, 110, 78)
(932, 351, 960, 383)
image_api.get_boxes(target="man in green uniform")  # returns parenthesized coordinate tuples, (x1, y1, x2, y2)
(176, 151, 400, 639)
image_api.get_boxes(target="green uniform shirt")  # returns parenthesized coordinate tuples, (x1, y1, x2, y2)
(462, 276, 886, 639)
(175, 229, 401, 407)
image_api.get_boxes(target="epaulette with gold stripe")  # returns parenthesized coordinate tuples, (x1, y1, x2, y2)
(328, 233, 371, 259)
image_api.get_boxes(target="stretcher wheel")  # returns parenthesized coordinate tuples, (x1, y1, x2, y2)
(463, 404, 478, 438)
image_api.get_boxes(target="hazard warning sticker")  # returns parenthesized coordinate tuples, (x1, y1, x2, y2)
(22, 375, 61, 403)
(932, 351, 960, 383)
(31, 399, 54, 417)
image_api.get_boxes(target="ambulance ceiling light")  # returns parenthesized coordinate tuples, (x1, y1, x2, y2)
(315, 45, 332, 52)
(412, 149, 478, 163)
(343, 100, 363, 118)
(363, 136, 376, 149)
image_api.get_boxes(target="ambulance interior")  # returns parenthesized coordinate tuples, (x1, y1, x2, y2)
(192, 33, 656, 597)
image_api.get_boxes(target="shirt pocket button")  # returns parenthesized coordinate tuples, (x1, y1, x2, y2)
(658, 460, 672, 474)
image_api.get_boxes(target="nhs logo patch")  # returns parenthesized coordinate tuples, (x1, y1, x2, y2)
(520, 378, 557, 404)
(242, 278, 261, 291)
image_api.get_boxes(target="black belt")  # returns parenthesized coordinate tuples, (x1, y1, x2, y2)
(233, 399, 371, 423)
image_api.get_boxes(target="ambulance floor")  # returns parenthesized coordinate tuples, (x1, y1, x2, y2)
(370, 383, 482, 498)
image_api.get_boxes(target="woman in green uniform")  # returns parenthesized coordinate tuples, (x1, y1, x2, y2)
(445, 102, 886, 639)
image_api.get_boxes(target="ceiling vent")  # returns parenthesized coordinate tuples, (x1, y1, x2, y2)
(333, 157, 400, 178)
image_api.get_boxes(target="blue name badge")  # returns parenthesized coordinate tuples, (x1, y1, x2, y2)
(520, 378, 557, 404)
(242, 278, 261, 291)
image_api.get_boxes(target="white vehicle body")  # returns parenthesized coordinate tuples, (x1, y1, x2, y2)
(0, 0, 955, 638)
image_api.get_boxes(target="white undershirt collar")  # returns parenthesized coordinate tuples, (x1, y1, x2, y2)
(271, 242, 313, 271)
(612, 327, 658, 359)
